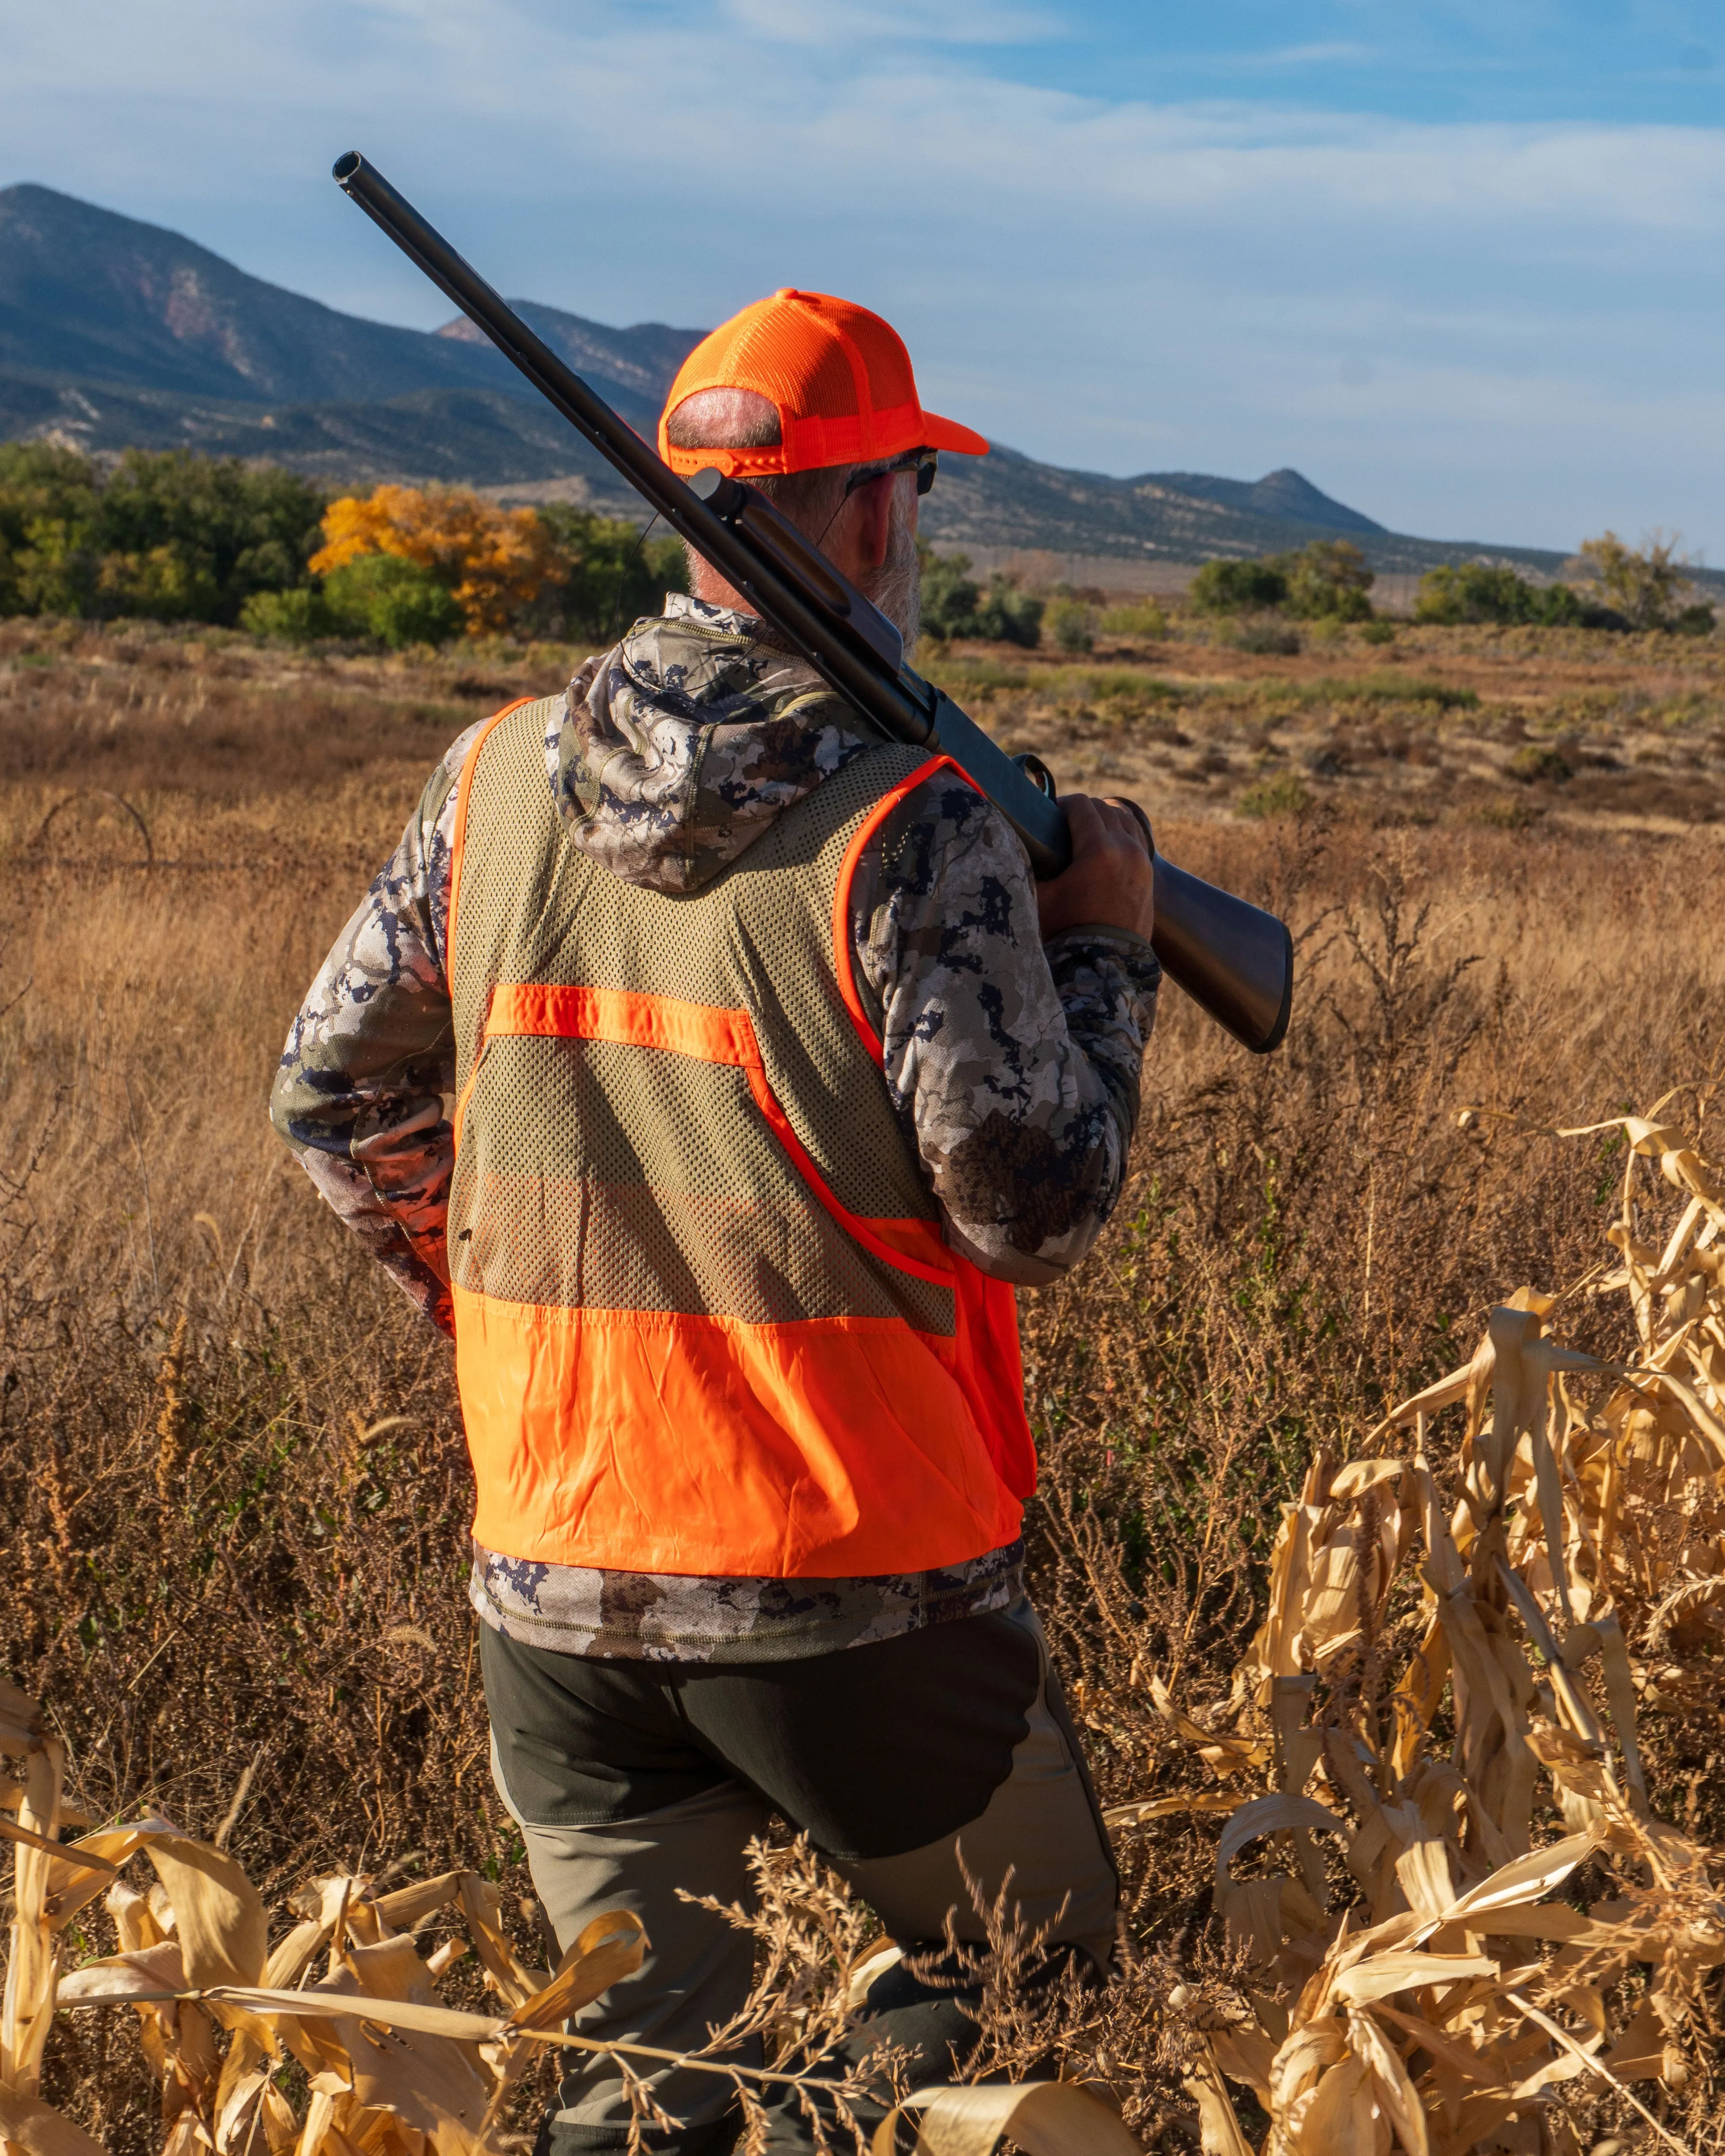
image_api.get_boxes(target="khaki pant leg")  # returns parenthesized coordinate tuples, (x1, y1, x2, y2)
(831, 1604, 1117, 1973)
(494, 1736, 772, 2139)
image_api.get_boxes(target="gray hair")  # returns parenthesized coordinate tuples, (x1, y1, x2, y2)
(664, 388, 920, 647)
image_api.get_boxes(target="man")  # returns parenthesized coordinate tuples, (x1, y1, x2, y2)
(272, 285, 1159, 2154)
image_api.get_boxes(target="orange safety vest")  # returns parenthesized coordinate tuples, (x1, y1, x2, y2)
(445, 696, 1035, 1577)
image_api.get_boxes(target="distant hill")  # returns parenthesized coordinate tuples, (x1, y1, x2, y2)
(0, 181, 1692, 586)
(436, 302, 702, 431)
(0, 184, 697, 431)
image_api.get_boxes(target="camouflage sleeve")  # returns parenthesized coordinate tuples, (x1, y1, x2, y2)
(268, 721, 486, 1332)
(849, 773, 1160, 1286)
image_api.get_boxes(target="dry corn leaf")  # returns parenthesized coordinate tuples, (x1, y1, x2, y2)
(313, 1970, 491, 2150)
(0, 2088, 109, 2156)
(871, 2079, 1144, 2156)
(1103, 1793, 1250, 1826)
(137, 1839, 267, 1992)
(1216, 1795, 1354, 1883)
(58, 1942, 186, 2002)
(1184, 2044, 1255, 2156)
(1346, 2009, 1430, 2156)
(1331, 1951, 1496, 2006)
(506, 1910, 645, 2033)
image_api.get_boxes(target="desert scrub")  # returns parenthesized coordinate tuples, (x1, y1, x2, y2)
(1237, 771, 1312, 818)
(1504, 741, 1573, 782)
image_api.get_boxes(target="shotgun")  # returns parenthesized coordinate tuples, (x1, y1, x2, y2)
(332, 151, 1293, 1052)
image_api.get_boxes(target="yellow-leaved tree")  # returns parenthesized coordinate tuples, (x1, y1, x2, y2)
(309, 484, 555, 636)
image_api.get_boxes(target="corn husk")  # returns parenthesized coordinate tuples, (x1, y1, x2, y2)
(1133, 1103, 1725, 2154)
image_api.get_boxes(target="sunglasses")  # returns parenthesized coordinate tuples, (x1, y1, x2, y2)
(845, 448, 938, 499)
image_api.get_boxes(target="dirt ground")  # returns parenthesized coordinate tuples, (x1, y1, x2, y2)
(928, 616, 1725, 838)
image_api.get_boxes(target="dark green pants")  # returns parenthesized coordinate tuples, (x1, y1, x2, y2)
(483, 1597, 1116, 2153)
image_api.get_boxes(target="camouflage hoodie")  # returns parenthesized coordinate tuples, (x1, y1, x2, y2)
(272, 593, 1160, 1660)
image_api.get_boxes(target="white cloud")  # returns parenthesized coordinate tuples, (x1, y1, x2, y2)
(720, 0, 1065, 46)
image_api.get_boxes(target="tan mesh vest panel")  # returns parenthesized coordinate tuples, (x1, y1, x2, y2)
(448, 696, 953, 1335)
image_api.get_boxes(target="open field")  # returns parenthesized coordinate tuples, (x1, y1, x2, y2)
(2, 612, 1724, 2148)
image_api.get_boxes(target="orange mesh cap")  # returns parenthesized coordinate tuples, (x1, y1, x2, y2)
(658, 288, 990, 478)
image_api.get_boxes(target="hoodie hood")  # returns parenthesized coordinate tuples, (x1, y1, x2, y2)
(550, 593, 882, 895)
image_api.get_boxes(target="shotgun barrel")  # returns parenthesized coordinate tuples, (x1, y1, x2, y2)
(332, 151, 1293, 1052)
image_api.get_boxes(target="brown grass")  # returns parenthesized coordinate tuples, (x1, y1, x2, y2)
(2, 615, 1724, 2148)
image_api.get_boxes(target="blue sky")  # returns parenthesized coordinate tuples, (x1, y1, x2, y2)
(6, 1, 1725, 553)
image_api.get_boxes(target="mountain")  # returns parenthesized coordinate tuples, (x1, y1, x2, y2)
(436, 302, 702, 431)
(0, 183, 698, 430)
(0, 182, 1657, 584)
(920, 446, 1401, 565)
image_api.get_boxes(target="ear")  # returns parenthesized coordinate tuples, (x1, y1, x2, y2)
(847, 471, 897, 571)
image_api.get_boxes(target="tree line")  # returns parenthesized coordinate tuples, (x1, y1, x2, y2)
(0, 445, 686, 646)
(1188, 532, 1714, 634)
(0, 443, 1712, 648)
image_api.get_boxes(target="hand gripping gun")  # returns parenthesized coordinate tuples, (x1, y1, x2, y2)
(332, 152, 1293, 1052)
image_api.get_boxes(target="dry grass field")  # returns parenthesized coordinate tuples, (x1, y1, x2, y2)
(2, 609, 1724, 2150)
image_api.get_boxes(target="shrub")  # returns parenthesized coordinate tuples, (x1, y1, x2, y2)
(1415, 561, 1589, 628)
(1673, 602, 1717, 638)
(1416, 562, 1527, 626)
(1573, 529, 1694, 631)
(1226, 616, 1301, 656)
(1359, 618, 1395, 645)
(1238, 771, 1312, 818)
(918, 546, 983, 640)
(1044, 595, 1095, 653)
(321, 553, 464, 648)
(1189, 557, 1288, 613)
(1098, 600, 1167, 638)
(238, 587, 334, 642)
(1282, 538, 1374, 622)
(1504, 742, 1573, 784)
(973, 574, 1044, 648)
(1471, 795, 1543, 829)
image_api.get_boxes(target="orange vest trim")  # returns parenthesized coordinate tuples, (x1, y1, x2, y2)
(446, 697, 539, 984)
(830, 754, 970, 1058)
(826, 752, 1038, 1514)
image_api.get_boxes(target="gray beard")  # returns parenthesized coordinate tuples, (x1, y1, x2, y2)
(857, 496, 921, 657)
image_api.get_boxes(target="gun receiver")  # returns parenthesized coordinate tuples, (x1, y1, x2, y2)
(331, 150, 1293, 1053)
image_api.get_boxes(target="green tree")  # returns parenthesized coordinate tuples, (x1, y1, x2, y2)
(973, 574, 1043, 648)
(322, 553, 463, 648)
(1281, 539, 1374, 622)
(0, 445, 100, 616)
(1573, 530, 1693, 631)
(531, 507, 688, 640)
(1416, 561, 1587, 628)
(0, 445, 327, 625)
(93, 451, 326, 624)
(917, 544, 982, 639)
(1189, 557, 1288, 614)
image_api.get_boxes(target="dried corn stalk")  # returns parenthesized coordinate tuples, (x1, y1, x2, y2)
(1, 1724, 1125, 2156)
(1121, 1103, 1725, 2155)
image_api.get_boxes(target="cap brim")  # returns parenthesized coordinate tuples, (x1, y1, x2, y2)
(922, 411, 990, 457)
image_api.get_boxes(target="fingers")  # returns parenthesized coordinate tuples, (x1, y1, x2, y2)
(1104, 796, 1155, 855)
(1065, 793, 1152, 859)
